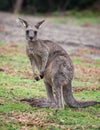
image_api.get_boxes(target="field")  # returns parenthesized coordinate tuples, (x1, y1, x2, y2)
(0, 12, 100, 130)
(0, 41, 100, 130)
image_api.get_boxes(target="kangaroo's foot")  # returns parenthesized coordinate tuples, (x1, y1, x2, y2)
(20, 98, 57, 108)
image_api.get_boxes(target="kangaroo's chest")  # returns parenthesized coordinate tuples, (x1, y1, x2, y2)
(26, 46, 35, 55)
(27, 47, 41, 59)
(26, 46, 42, 70)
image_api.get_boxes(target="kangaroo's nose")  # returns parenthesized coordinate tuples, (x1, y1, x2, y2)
(30, 37, 33, 40)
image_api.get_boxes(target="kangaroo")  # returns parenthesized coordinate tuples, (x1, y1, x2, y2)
(18, 18, 100, 108)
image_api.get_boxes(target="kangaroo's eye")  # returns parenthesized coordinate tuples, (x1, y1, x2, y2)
(34, 31, 37, 35)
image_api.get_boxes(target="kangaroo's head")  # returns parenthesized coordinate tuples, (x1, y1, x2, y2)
(18, 18, 45, 42)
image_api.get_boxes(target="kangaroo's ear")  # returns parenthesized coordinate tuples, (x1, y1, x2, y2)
(18, 18, 28, 28)
(35, 20, 45, 29)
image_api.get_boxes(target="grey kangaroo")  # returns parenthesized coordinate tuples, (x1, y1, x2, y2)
(18, 18, 100, 108)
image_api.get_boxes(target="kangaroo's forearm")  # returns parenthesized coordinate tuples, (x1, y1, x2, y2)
(30, 59, 40, 80)
(29, 57, 36, 75)
(40, 51, 49, 73)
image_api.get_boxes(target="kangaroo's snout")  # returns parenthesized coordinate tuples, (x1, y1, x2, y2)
(26, 29, 37, 41)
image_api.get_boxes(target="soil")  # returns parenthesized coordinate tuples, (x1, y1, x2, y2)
(0, 12, 100, 59)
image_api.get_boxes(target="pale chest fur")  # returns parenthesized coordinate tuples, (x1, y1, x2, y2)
(26, 43, 42, 71)
(26, 43, 37, 56)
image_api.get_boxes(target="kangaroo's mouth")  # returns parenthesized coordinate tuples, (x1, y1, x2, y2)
(29, 38, 36, 42)
(29, 39, 33, 42)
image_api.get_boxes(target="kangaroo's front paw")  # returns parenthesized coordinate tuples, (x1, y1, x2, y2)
(34, 74, 40, 81)
(40, 71, 44, 79)
(34, 76, 40, 81)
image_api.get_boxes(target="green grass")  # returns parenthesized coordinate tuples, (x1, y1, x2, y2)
(0, 41, 7, 46)
(53, 16, 100, 25)
(0, 41, 100, 130)
(51, 11, 100, 25)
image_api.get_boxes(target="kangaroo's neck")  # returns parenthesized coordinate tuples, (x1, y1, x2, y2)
(28, 40, 37, 45)
(26, 39, 43, 54)
(27, 40, 39, 48)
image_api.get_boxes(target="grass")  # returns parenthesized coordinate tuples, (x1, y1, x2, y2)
(0, 42, 100, 130)
(53, 16, 100, 25)
(51, 11, 100, 25)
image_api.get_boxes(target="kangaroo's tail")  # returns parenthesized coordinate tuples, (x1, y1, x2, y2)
(63, 82, 100, 108)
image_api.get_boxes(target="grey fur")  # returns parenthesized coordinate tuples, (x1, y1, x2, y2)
(18, 18, 100, 108)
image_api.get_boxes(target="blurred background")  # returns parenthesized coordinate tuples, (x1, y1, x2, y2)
(0, 0, 100, 49)
(0, 0, 100, 14)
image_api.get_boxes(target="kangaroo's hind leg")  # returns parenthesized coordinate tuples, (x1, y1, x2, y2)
(30, 82, 56, 108)
(53, 81, 65, 108)
(44, 82, 55, 104)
